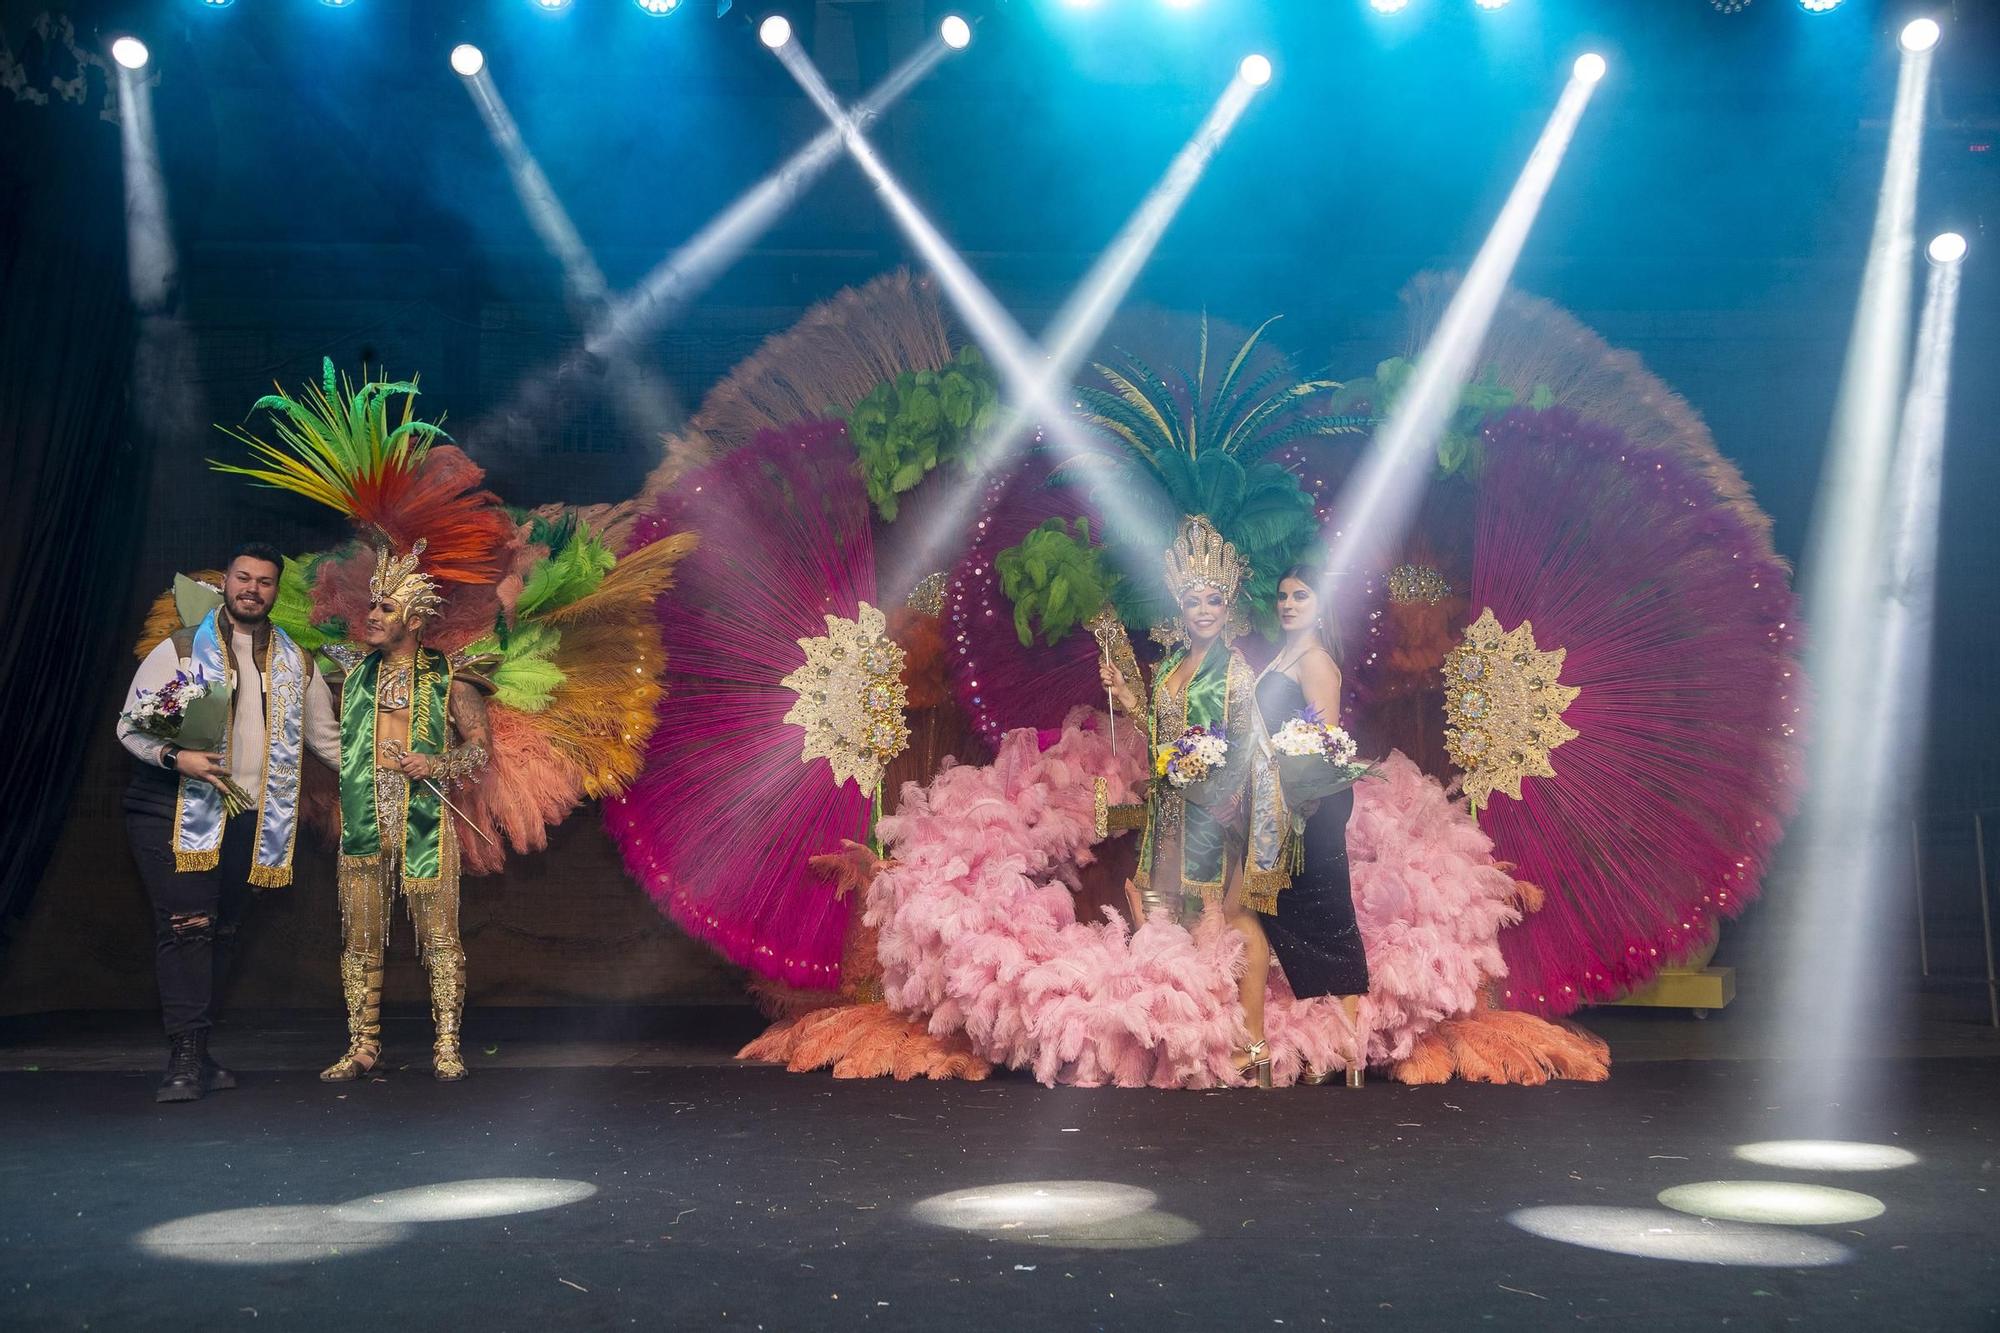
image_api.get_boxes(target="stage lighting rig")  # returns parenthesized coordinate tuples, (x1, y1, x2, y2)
(1927, 231, 1967, 264)
(1239, 54, 1272, 87)
(1574, 52, 1606, 84)
(535, 0, 573, 11)
(1900, 18, 1940, 52)
(1799, 0, 1844, 12)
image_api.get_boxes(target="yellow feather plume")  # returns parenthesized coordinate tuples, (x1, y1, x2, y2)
(537, 532, 699, 797)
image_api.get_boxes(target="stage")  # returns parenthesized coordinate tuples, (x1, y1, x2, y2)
(3, 1008, 1995, 1331)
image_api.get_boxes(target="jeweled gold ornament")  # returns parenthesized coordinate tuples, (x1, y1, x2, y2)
(1387, 564, 1451, 606)
(905, 571, 948, 618)
(1443, 608, 1579, 810)
(781, 602, 911, 792)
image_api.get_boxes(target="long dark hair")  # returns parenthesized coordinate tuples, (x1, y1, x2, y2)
(1279, 563, 1342, 666)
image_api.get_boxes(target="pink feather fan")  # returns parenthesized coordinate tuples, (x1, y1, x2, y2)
(605, 419, 875, 987)
(1470, 408, 1806, 1014)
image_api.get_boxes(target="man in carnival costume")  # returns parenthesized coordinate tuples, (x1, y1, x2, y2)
(320, 540, 492, 1083)
(120, 542, 341, 1104)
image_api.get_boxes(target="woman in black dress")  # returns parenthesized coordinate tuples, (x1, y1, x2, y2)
(1246, 564, 1370, 1086)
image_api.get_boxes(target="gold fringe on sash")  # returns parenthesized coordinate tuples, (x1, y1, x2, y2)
(174, 849, 221, 872)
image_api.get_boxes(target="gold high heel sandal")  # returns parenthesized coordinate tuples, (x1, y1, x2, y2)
(1234, 1040, 1273, 1089)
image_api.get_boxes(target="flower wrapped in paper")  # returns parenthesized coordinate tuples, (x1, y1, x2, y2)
(1270, 713, 1378, 806)
(120, 664, 256, 816)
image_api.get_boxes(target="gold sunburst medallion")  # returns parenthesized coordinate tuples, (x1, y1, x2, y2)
(1442, 608, 1579, 810)
(781, 602, 910, 792)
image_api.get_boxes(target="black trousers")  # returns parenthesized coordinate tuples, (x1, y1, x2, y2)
(124, 798, 259, 1039)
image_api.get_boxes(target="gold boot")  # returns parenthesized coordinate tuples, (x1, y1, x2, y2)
(320, 953, 382, 1081)
(427, 949, 467, 1082)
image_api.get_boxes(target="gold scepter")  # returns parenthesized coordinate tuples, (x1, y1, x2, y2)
(1087, 608, 1124, 759)
(382, 740, 500, 849)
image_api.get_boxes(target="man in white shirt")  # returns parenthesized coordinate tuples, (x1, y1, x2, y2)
(119, 543, 339, 1103)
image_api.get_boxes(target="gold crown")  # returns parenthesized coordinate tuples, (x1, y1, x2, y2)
(1163, 515, 1247, 604)
(369, 539, 444, 628)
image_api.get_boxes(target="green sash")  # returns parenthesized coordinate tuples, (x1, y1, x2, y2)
(340, 647, 453, 888)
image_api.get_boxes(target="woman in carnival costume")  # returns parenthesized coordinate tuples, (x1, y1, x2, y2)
(1099, 514, 1275, 1085)
(1244, 563, 1371, 1087)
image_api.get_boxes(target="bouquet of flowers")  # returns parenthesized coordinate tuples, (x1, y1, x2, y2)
(1154, 725, 1230, 794)
(1269, 710, 1376, 804)
(122, 665, 255, 816)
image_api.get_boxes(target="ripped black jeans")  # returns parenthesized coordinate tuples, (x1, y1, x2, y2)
(125, 808, 259, 1038)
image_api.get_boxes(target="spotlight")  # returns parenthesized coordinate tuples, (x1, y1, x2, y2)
(1799, 0, 1844, 11)
(1573, 52, 1607, 84)
(1238, 54, 1272, 87)
(321, 0, 353, 7)
(1734, 1140, 1919, 1172)
(1927, 231, 1967, 264)
(759, 14, 792, 48)
(1162, 0, 1202, 9)
(1370, 0, 1410, 13)
(110, 36, 150, 69)
(1476, 0, 1513, 9)
(202, 0, 234, 8)
(1900, 18, 1940, 52)
(940, 15, 972, 48)
(637, 0, 681, 11)
(534, 0, 572, 10)
(450, 44, 485, 76)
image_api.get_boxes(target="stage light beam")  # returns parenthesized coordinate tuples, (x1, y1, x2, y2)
(460, 55, 679, 435)
(450, 44, 485, 77)
(1324, 56, 1602, 609)
(1239, 54, 1272, 88)
(877, 64, 1267, 592)
(940, 15, 972, 49)
(760, 15, 793, 49)
(111, 36, 149, 69)
(1777, 13, 1940, 1119)
(1574, 52, 1607, 84)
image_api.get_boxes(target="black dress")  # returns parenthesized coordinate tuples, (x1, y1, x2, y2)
(1254, 671, 1371, 999)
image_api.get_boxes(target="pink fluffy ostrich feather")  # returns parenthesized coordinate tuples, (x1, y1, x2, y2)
(604, 419, 875, 987)
(1471, 408, 1806, 1014)
(867, 709, 1588, 1087)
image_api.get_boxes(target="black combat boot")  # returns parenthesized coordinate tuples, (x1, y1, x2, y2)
(156, 1031, 205, 1104)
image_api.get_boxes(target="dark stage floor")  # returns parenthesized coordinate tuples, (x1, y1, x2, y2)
(2, 1011, 1996, 1331)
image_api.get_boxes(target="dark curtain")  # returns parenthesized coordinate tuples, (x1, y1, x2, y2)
(0, 51, 147, 949)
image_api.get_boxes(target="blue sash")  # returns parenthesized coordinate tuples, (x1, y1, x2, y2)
(171, 610, 309, 887)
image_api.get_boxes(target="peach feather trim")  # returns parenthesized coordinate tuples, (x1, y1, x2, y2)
(737, 1003, 992, 1081)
